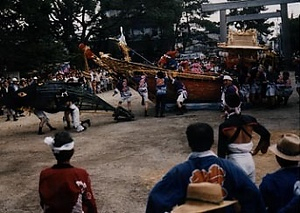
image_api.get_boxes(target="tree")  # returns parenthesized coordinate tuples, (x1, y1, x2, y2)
(48, 0, 104, 68)
(0, 0, 220, 73)
(175, 0, 212, 51)
(91, 0, 183, 61)
(0, 0, 66, 74)
(227, 0, 274, 37)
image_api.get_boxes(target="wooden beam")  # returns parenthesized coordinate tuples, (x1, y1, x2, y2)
(226, 11, 281, 22)
(202, 0, 299, 12)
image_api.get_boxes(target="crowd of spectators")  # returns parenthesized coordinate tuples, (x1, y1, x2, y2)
(0, 68, 115, 116)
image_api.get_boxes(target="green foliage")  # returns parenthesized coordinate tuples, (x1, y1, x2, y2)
(0, 0, 66, 74)
(227, 0, 274, 35)
(0, 0, 295, 73)
(93, 0, 184, 59)
(175, 0, 217, 52)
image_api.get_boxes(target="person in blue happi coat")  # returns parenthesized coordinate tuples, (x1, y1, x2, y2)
(145, 122, 266, 213)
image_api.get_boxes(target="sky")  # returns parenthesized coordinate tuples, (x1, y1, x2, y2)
(207, 0, 300, 23)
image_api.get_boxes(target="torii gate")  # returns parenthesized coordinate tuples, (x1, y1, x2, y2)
(201, 0, 300, 60)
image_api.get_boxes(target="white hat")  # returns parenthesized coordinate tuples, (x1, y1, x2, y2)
(33, 76, 38, 80)
(269, 133, 300, 161)
(223, 75, 232, 81)
(12, 77, 18, 81)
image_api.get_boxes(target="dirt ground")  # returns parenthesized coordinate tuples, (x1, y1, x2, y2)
(0, 76, 299, 213)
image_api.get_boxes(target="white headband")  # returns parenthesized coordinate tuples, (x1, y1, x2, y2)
(44, 137, 74, 153)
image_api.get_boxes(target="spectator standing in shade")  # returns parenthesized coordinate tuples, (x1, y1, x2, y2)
(0, 79, 18, 121)
(265, 65, 279, 109)
(276, 71, 293, 105)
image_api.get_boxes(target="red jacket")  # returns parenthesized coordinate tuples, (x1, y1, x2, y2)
(39, 164, 98, 213)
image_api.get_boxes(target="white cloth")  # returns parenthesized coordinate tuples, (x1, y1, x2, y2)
(240, 84, 250, 99)
(68, 103, 84, 132)
(69, 104, 86, 132)
(266, 83, 276, 97)
(138, 79, 149, 101)
(177, 91, 187, 103)
(227, 142, 255, 182)
(188, 150, 218, 159)
(44, 137, 74, 153)
(69, 103, 80, 128)
(139, 91, 149, 101)
(75, 125, 85, 132)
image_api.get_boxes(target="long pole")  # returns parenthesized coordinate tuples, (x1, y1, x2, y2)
(130, 49, 155, 66)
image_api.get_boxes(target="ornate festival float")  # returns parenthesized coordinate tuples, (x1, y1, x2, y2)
(79, 41, 224, 106)
(217, 29, 272, 70)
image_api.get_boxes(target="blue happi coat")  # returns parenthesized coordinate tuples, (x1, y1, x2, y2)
(145, 151, 266, 213)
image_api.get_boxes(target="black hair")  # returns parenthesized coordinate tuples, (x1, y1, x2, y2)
(157, 71, 165, 78)
(225, 93, 241, 108)
(186, 123, 214, 152)
(53, 131, 73, 147)
(53, 131, 74, 162)
(54, 150, 74, 162)
(282, 71, 290, 81)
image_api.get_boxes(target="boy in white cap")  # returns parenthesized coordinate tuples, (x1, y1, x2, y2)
(220, 75, 239, 113)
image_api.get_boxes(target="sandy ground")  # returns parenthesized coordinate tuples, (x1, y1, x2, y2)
(0, 77, 299, 213)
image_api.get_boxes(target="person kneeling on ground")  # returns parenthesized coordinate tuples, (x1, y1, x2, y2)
(64, 97, 90, 132)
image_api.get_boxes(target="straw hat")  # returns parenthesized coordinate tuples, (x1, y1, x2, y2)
(269, 133, 300, 161)
(172, 182, 237, 213)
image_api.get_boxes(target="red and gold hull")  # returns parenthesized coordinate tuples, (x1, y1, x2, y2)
(80, 44, 222, 103)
